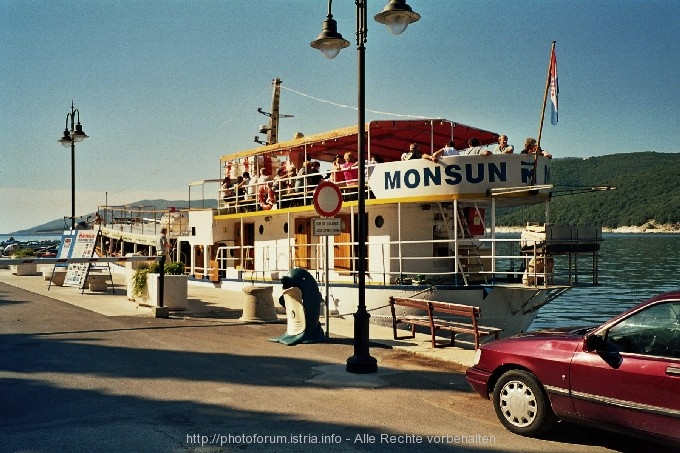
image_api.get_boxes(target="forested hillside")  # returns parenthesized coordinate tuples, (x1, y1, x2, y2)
(497, 152, 680, 228)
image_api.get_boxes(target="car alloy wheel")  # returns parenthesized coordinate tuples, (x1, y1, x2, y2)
(492, 370, 557, 436)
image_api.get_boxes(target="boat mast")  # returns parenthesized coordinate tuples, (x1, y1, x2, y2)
(255, 78, 293, 146)
(268, 78, 282, 145)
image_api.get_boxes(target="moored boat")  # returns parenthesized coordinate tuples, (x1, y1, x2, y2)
(96, 82, 602, 338)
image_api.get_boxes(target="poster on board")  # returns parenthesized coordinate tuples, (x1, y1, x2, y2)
(55, 230, 76, 267)
(63, 230, 99, 288)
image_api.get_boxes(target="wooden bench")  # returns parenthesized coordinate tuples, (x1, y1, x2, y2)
(389, 297, 502, 350)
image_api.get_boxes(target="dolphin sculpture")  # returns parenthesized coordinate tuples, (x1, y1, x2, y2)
(269, 268, 326, 345)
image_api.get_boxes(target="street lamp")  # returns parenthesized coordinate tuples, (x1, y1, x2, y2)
(311, 0, 419, 374)
(58, 101, 88, 230)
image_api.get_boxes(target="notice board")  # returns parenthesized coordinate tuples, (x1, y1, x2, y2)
(63, 230, 99, 288)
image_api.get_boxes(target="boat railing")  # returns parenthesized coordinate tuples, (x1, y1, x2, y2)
(209, 234, 595, 288)
(216, 173, 374, 214)
(98, 205, 190, 238)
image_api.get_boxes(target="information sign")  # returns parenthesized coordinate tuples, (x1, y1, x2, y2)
(312, 217, 341, 236)
(63, 230, 99, 288)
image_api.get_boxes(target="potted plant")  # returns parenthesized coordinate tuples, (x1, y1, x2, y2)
(134, 261, 188, 310)
(10, 248, 38, 276)
(131, 262, 153, 301)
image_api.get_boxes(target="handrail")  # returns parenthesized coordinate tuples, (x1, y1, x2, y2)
(208, 234, 589, 289)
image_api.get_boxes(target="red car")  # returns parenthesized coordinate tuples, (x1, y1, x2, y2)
(466, 291, 680, 446)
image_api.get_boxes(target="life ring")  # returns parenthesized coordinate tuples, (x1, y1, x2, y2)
(258, 185, 276, 210)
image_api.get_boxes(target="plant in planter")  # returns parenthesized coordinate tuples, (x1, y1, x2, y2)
(11, 248, 39, 276)
(133, 261, 188, 310)
(132, 263, 153, 299)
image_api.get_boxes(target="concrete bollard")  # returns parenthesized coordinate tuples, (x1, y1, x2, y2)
(240, 285, 278, 322)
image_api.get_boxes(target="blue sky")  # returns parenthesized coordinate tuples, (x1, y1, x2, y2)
(1, 0, 678, 233)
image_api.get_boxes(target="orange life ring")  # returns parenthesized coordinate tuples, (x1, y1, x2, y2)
(258, 185, 276, 210)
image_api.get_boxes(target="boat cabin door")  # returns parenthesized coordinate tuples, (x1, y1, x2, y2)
(234, 222, 255, 270)
(294, 218, 311, 269)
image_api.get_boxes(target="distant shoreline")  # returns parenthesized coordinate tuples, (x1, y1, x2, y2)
(495, 225, 680, 234)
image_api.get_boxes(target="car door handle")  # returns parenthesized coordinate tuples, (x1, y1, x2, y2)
(667, 366, 680, 376)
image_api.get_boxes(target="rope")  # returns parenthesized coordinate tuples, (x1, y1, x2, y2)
(281, 86, 430, 119)
(334, 302, 391, 318)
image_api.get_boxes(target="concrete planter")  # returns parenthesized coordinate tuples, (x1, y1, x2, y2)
(11, 262, 38, 276)
(146, 273, 188, 311)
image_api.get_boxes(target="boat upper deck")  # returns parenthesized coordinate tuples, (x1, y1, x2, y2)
(213, 119, 551, 213)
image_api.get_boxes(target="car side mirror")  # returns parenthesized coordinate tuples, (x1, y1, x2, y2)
(584, 334, 607, 352)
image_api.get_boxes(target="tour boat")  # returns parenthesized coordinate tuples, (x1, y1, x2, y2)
(97, 80, 601, 337)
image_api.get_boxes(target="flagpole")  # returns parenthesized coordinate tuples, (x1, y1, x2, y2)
(533, 41, 556, 185)
(537, 41, 556, 149)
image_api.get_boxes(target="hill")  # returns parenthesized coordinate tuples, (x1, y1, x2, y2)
(11, 152, 680, 234)
(497, 152, 680, 229)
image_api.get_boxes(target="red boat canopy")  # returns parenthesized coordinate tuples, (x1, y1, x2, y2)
(220, 119, 499, 165)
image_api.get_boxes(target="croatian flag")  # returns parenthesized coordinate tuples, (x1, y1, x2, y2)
(550, 48, 559, 125)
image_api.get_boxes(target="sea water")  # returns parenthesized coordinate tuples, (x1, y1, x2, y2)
(529, 233, 680, 330)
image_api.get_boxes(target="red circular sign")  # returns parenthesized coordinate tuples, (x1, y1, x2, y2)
(313, 181, 343, 217)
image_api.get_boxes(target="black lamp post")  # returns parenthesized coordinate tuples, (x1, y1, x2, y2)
(58, 101, 88, 230)
(311, 0, 419, 374)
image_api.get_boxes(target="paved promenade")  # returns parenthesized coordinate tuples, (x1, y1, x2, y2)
(1, 264, 667, 452)
(0, 265, 476, 367)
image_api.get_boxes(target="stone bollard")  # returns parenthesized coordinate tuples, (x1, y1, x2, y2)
(240, 285, 278, 322)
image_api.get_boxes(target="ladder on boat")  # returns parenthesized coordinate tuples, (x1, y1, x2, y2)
(437, 203, 488, 285)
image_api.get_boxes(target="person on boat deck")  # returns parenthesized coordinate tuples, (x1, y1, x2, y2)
(493, 135, 514, 154)
(255, 168, 271, 185)
(520, 137, 552, 159)
(156, 228, 170, 259)
(463, 138, 492, 156)
(429, 140, 459, 161)
(401, 143, 431, 160)
(273, 166, 291, 196)
(308, 160, 322, 186)
(237, 172, 250, 198)
(242, 171, 256, 199)
(295, 160, 322, 192)
(330, 154, 345, 185)
(221, 177, 234, 202)
(342, 151, 360, 184)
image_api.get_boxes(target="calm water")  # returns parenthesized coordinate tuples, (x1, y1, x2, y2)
(530, 234, 680, 330)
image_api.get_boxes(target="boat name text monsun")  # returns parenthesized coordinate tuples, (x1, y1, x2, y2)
(384, 161, 545, 189)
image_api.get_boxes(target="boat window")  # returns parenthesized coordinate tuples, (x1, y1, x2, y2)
(283, 223, 288, 234)
(375, 215, 384, 228)
(259, 225, 264, 235)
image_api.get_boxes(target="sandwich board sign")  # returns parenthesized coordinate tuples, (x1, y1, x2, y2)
(63, 230, 98, 288)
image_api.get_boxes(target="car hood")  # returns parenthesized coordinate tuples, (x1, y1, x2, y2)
(480, 326, 594, 353)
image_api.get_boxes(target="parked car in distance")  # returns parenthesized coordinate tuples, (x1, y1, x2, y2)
(36, 245, 58, 258)
(466, 291, 680, 446)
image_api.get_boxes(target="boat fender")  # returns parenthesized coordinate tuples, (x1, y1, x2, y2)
(258, 185, 276, 210)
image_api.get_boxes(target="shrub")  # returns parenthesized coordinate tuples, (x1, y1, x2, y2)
(132, 263, 151, 298)
(12, 248, 36, 258)
(164, 261, 185, 275)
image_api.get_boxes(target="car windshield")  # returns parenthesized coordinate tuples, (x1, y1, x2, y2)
(606, 301, 680, 358)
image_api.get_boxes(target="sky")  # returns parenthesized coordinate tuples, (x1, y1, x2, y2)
(1, 0, 679, 233)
